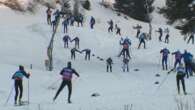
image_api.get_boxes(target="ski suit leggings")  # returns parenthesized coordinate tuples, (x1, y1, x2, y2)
(174, 59, 181, 69)
(14, 80, 23, 102)
(176, 74, 186, 93)
(54, 80, 72, 101)
(162, 57, 168, 70)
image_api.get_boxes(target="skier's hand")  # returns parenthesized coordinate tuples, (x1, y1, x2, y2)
(27, 72, 31, 78)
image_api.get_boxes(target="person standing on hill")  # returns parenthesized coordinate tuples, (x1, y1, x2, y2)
(122, 58, 129, 72)
(106, 57, 113, 72)
(182, 50, 193, 78)
(53, 62, 80, 103)
(46, 7, 52, 25)
(187, 34, 194, 44)
(12, 65, 30, 105)
(175, 63, 187, 95)
(133, 24, 142, 38)
(156, 27, 163, 42)
(160, 48, 170, 70)
(172, 50, 182, 69)
(63, 35, 71, 48)
(138, 33, 146, 49)
(90, 16, 96, 29)
(108, 19, 114, 32)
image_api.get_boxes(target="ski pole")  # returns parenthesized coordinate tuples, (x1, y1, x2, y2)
(48, 78, 61, 89)
(28, 78, 30, 104)
(155, 73, 169, 94)
(4, 83, 14, 106)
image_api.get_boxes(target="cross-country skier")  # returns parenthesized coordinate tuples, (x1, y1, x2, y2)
(172, 50, 182, 69)
(182, 50, 193, 78)
(118, 37, 131, 59)
(160, 48, 170, 70)
(90, 16, 96, 29)
(187, 34, 194, 44)
(53, 9, 61, 21)
(62, 18, 69, 33)
(106, 57, 113, 72)
(71, 37, 80, 49)
(12, 65, 30, 105)
(156, 27, 163, 42)
(53, 62, 80, 103)
(46, 7, 52, 25)
(51, 20, 57, 32)
(108, 19, 114, 32)
(164, 33, 170, 44)
(81, 49, 91, 60)
(71, 48, 81, 60)
(175, 63, 187, 95)
(70, 15, 75, 26)
(138, 33, 146, 49)
(122, 58, 129, 72)
(63, 35, 71, 48)
(116, 25, 121, 36)
(133, 24, 142, 38)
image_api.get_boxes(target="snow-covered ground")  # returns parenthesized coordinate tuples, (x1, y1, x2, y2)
(0, 0, 195, 110)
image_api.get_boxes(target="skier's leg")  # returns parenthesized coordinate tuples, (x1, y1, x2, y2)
(107, 65, 109, 72)
(18, 81, 23, 102)
(138, 42, 141, 49)
(181, 76, 186, 94)
(14, 81, 19, 104)
(176, 75, 180, 94)
(53, 81, 66, 101)
(67, 81, 72, 103)
(162, 58, 165, 70)
(110, 65, 112, 72)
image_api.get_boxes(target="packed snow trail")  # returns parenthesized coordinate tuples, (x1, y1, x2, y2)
(1, 0, 195, 110)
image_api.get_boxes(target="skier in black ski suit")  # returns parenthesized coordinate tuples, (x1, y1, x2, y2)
(133, 24, 142, 38)
(108, 20, 114, 32)
(71, 37, 80, 49)
(116, 25, 121, 36)
(106, 57, 113, 72)
(156, 28, 163, 42)
(164, 33, 170, 44)
(63, 35, 71, 48)
(12, 65, 30, 105)
(187, 34, 194, 44)
(81, 49, 91, 60)
(71, 48, 81, 60)
(53, 62, 80, 103)
(175, 63, 187, 95)
(90, 16, 96, 29)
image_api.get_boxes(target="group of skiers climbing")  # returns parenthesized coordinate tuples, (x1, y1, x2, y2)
(160, 48, 195, 95)
(9, 6, 195, 106)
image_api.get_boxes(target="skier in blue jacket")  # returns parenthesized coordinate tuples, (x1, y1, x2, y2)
(12, 65, 30, 105)
(138, 33, 146, 49)
(62, 18, 69, 33)
(182, 50, 193, 78)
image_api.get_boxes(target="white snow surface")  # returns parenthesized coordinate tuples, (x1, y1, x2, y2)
(0, 0, 195, 110)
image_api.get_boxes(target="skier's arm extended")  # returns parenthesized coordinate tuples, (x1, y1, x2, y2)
(73, 69, 80, 77)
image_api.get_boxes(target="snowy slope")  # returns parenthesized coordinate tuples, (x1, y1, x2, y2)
(0, 0, 195, 110)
